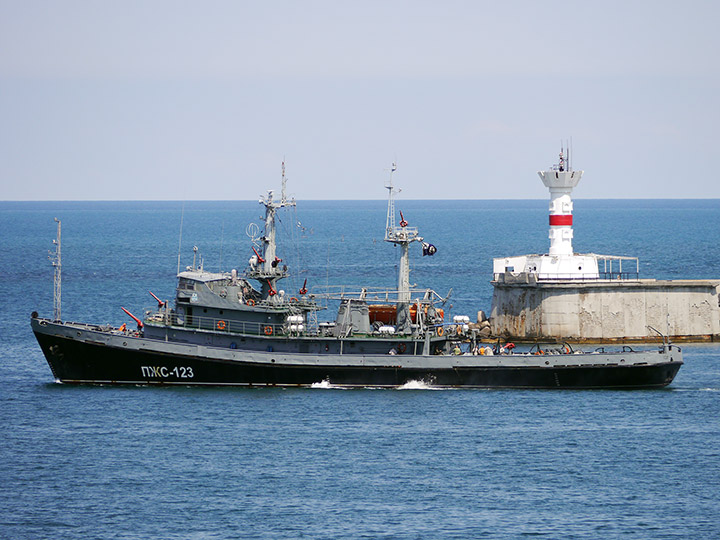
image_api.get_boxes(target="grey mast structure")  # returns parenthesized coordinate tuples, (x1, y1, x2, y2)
(49, 218, 62, 322)
(247, 161, 296, 301)
(384, 163, 422, 333)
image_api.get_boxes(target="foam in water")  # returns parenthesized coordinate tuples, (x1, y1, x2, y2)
(310, 379, 334, 389)
(397, 379, 438, 390)
(310, 378, 445, 390)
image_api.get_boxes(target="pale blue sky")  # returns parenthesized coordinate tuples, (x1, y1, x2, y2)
(1, 0, 718, 200)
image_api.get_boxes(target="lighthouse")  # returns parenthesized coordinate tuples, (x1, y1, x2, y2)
(540, 148, 582, 256)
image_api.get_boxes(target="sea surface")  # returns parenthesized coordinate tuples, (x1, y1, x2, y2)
(1, 199, 719, 539)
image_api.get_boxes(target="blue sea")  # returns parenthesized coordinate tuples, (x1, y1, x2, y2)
(1, 199, 719, 539)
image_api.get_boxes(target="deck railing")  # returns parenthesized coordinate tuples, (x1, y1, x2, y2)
(144, 311, 292, 337)
(311, 286, 446, 304)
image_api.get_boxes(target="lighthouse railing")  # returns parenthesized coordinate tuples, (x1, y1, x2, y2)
(597, 255, 640, 280)
(493, 255, 640, 282)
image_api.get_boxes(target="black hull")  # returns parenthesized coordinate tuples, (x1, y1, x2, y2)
(34, 331, 682, 389)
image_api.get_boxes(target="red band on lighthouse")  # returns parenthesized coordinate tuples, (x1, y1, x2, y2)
(549, 215, 573, 226)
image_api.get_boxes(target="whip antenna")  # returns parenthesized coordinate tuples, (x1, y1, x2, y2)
(177, 202, 185, 275)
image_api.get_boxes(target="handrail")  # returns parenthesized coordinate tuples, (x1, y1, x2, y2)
(310, 285, 445, 303)
(144, 310, 290, 337)
(143, 309, 443, 341)
(536, 272, 640, 281)
(493, 272, 640, 282)
(647, 325, 668, 349)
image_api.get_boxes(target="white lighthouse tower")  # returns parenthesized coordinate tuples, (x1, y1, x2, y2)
(541, 148, 582, 256)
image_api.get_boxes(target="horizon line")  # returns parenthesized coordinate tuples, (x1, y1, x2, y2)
(3, 197, 720, 203)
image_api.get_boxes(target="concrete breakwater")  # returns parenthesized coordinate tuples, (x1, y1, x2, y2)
(489, 274, 720, 343)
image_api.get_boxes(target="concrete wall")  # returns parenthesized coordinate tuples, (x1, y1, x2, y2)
(490, 276, 720, 341)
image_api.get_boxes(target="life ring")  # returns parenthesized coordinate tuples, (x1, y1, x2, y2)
(246, 299, 256, 306)
(397, 343, 407, 354)
(289, 297, 299, 303)
(436, 326, 444, 337)
(264, 326, 273, 336)
(216, 320, 227, 330)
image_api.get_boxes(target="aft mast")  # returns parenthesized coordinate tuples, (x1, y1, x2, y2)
(384, 164, 422, 332)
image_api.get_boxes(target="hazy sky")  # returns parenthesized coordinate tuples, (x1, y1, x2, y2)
(1, 0, 718, 200)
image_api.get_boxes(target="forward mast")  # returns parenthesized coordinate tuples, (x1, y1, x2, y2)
(247, 161, 296, 300)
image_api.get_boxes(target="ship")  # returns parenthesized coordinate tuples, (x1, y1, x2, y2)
(31, 164, 682, 389)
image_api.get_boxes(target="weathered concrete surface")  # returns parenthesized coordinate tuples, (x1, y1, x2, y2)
(490, 276, 720, 342)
